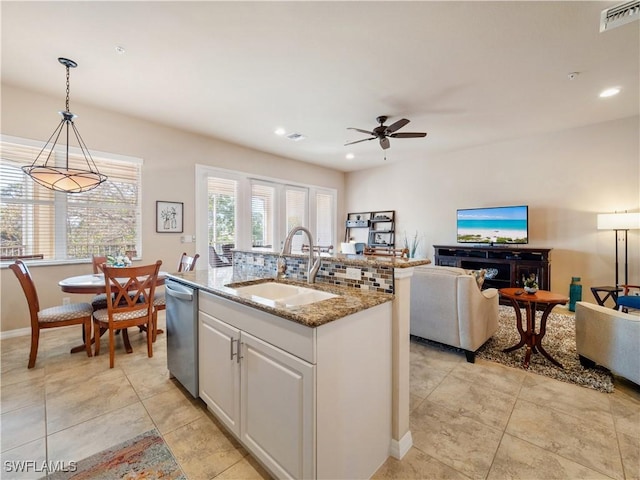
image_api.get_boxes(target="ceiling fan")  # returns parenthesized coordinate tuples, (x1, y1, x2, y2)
(344, 115, 427, 150)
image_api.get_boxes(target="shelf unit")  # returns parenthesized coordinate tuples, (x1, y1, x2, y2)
(433, 245, 552, 291)
(344, 210, 396, 248)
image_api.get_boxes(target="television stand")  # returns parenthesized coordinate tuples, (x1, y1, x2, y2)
(433, 245, 551, 290)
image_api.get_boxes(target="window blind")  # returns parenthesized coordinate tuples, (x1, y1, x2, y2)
(0, 137, 142, 262)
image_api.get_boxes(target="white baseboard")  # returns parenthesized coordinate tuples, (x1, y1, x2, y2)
(0, 327, 30, 340)
(389, 430, 413, 459)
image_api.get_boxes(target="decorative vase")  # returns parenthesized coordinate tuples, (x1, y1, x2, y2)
(569, 276, 582, 311)
(524, 286, 538, 294)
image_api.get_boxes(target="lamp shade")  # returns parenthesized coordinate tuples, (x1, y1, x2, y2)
(597, 212, 640, 230)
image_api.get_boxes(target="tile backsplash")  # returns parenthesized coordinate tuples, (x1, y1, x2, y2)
(233, 251, 395, 293)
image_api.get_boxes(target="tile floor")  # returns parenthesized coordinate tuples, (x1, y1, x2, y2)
(1, 313, 638, 479)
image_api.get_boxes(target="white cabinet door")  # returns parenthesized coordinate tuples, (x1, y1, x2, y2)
(240, 332, 315, 480)
(199, 311, 241, 436)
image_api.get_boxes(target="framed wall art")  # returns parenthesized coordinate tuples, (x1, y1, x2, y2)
(156, 201, 184, 233)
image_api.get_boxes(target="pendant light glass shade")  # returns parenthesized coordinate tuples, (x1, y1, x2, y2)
(22, 58, 107, 193)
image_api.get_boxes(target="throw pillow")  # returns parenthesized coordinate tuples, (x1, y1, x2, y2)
(466, 268, 486, 289)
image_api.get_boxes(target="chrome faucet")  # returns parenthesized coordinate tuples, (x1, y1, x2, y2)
(279, 226, 321, 284)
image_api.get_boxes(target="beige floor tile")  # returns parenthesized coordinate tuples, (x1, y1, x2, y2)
(0, 364, 44, 387)
(0, 403, 45, 453)
(610, 393, 640, 440)
(164, 414, 246, 480)
(0, 437, 47, 479)
(410, 400, 503, 479)
(449, 358, 526, 396)
(507, 398, 624, 479)
(142, 386, 204, 434)
(426, 374, 517, 430)
(519, 373, 615, 429)
(488, 433, 613, 479)
(372, 447, 470, 479)
(410, 362, 449, 400)
(214, 455, 273, 479)
(45, 367, 139, 433)
(47, 401, 155, 464)
(123, 362, 176, 400)
(0, 376, 44, 414)
(618, 431, 640, 480)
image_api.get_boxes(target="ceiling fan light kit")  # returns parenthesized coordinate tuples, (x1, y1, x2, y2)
(344, 115, 427, 151)
(22, 57, 108, 193)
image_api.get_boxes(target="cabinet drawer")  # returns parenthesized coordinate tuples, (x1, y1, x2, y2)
(199, 290, 316, 364)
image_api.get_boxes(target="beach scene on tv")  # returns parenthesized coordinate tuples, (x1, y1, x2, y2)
(457, 206, 528, 244)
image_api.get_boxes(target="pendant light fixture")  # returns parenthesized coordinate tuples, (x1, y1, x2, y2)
(22, 57, 107, 193)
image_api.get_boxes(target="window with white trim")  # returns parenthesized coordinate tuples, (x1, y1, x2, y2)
(0, 136, 142, 264)
(198, 166, 337, 258)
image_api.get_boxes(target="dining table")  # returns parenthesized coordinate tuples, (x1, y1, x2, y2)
(59, 271, 168, 354)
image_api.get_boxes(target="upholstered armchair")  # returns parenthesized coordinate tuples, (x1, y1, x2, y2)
(575, 302, 640, 385)
(410, 265, 499, 362)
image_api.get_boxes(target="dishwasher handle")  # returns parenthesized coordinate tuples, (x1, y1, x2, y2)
(165, 282, 194, 301)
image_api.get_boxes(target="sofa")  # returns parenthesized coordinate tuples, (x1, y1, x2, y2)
(410, 265, 499, 362)
(575, 301, 640, 385)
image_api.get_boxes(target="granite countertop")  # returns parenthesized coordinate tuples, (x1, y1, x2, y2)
(166, 267, 395, 327)
(236, 249, 432, 269)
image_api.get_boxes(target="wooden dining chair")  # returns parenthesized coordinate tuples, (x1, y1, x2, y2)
(151, 252, 199, 340)
(93, 261, 162, 368)
(90, 254, 109, 310)
(9, 260, 93, 368)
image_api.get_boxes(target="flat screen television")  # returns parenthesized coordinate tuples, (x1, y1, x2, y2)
(457, 205, 528, 244)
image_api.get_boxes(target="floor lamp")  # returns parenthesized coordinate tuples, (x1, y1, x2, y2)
(597, 212, 640, 287)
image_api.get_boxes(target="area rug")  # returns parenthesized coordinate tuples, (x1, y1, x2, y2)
(46, 429, 185, 480)
(475, 305, 614, 393)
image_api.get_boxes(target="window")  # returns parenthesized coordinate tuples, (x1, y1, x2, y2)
(197, 165, 337, 256)
(207, 176, 236, 267)
(251, 181, 275, 249)
(0, 136, 142, 264)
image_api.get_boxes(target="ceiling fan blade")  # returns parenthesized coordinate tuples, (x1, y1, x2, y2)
(347, 127, 375, 135)
(389, 132, 427, 138)
(379, 137, 390, 150)
(385, 118, 410, 134)
(344, 137, 375, 146)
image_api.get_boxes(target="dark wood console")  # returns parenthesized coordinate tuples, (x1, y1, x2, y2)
(433, 245, 552, 291)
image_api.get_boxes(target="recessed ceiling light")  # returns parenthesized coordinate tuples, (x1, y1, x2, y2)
(346, 153, 354, 160)
(599, 87, 621, 98)
(274, 128, 286, 136)
(115, 46, 126, 55)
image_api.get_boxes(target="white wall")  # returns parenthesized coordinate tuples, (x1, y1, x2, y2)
(1, 84, 345, 333)
(345, 116, 640, 299)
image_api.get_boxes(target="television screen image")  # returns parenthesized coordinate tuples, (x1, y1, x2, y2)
(457, 205, 528, 244)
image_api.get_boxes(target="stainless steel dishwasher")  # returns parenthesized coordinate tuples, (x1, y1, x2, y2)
(165, 279, 199, 397)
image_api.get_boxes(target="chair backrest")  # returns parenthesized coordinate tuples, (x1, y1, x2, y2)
(92, 255, 107, 274)
(178, 252, 200, 272)
(9, 260, 40, 328)
(103, 261, 162, 323)
(209, 245, 229, 267)
(364, 246, 408, 258)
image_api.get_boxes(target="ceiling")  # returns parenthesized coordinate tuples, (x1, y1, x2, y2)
(2, 1, 638, 172)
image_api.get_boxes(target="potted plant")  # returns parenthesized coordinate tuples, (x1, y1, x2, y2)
(523, 273, 539, 293)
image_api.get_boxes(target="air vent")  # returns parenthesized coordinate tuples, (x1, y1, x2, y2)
(600, 0, 640, 32)
(285, 132, 306, 142)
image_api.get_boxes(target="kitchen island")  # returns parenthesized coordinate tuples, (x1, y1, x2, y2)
(167, 266, 394, 479)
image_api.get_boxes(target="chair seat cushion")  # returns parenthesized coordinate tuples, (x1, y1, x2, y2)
(38, 303, 93, 323)
(618, 295, 640, 310)
(93, 307, 151, 322)
(153, 291, 166, 307)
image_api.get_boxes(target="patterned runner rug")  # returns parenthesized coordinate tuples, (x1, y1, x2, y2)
(47, 429, 185, 480)
(476, 305, 614, 393)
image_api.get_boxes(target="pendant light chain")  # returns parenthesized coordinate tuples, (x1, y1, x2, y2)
(65, 64, 70, 112)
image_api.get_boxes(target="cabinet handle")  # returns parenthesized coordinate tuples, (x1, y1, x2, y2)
(237, 342, 243, 364)
(230, 338, 236, 360)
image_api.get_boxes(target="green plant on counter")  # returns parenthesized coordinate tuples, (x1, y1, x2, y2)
(403, 231, 421, 258)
